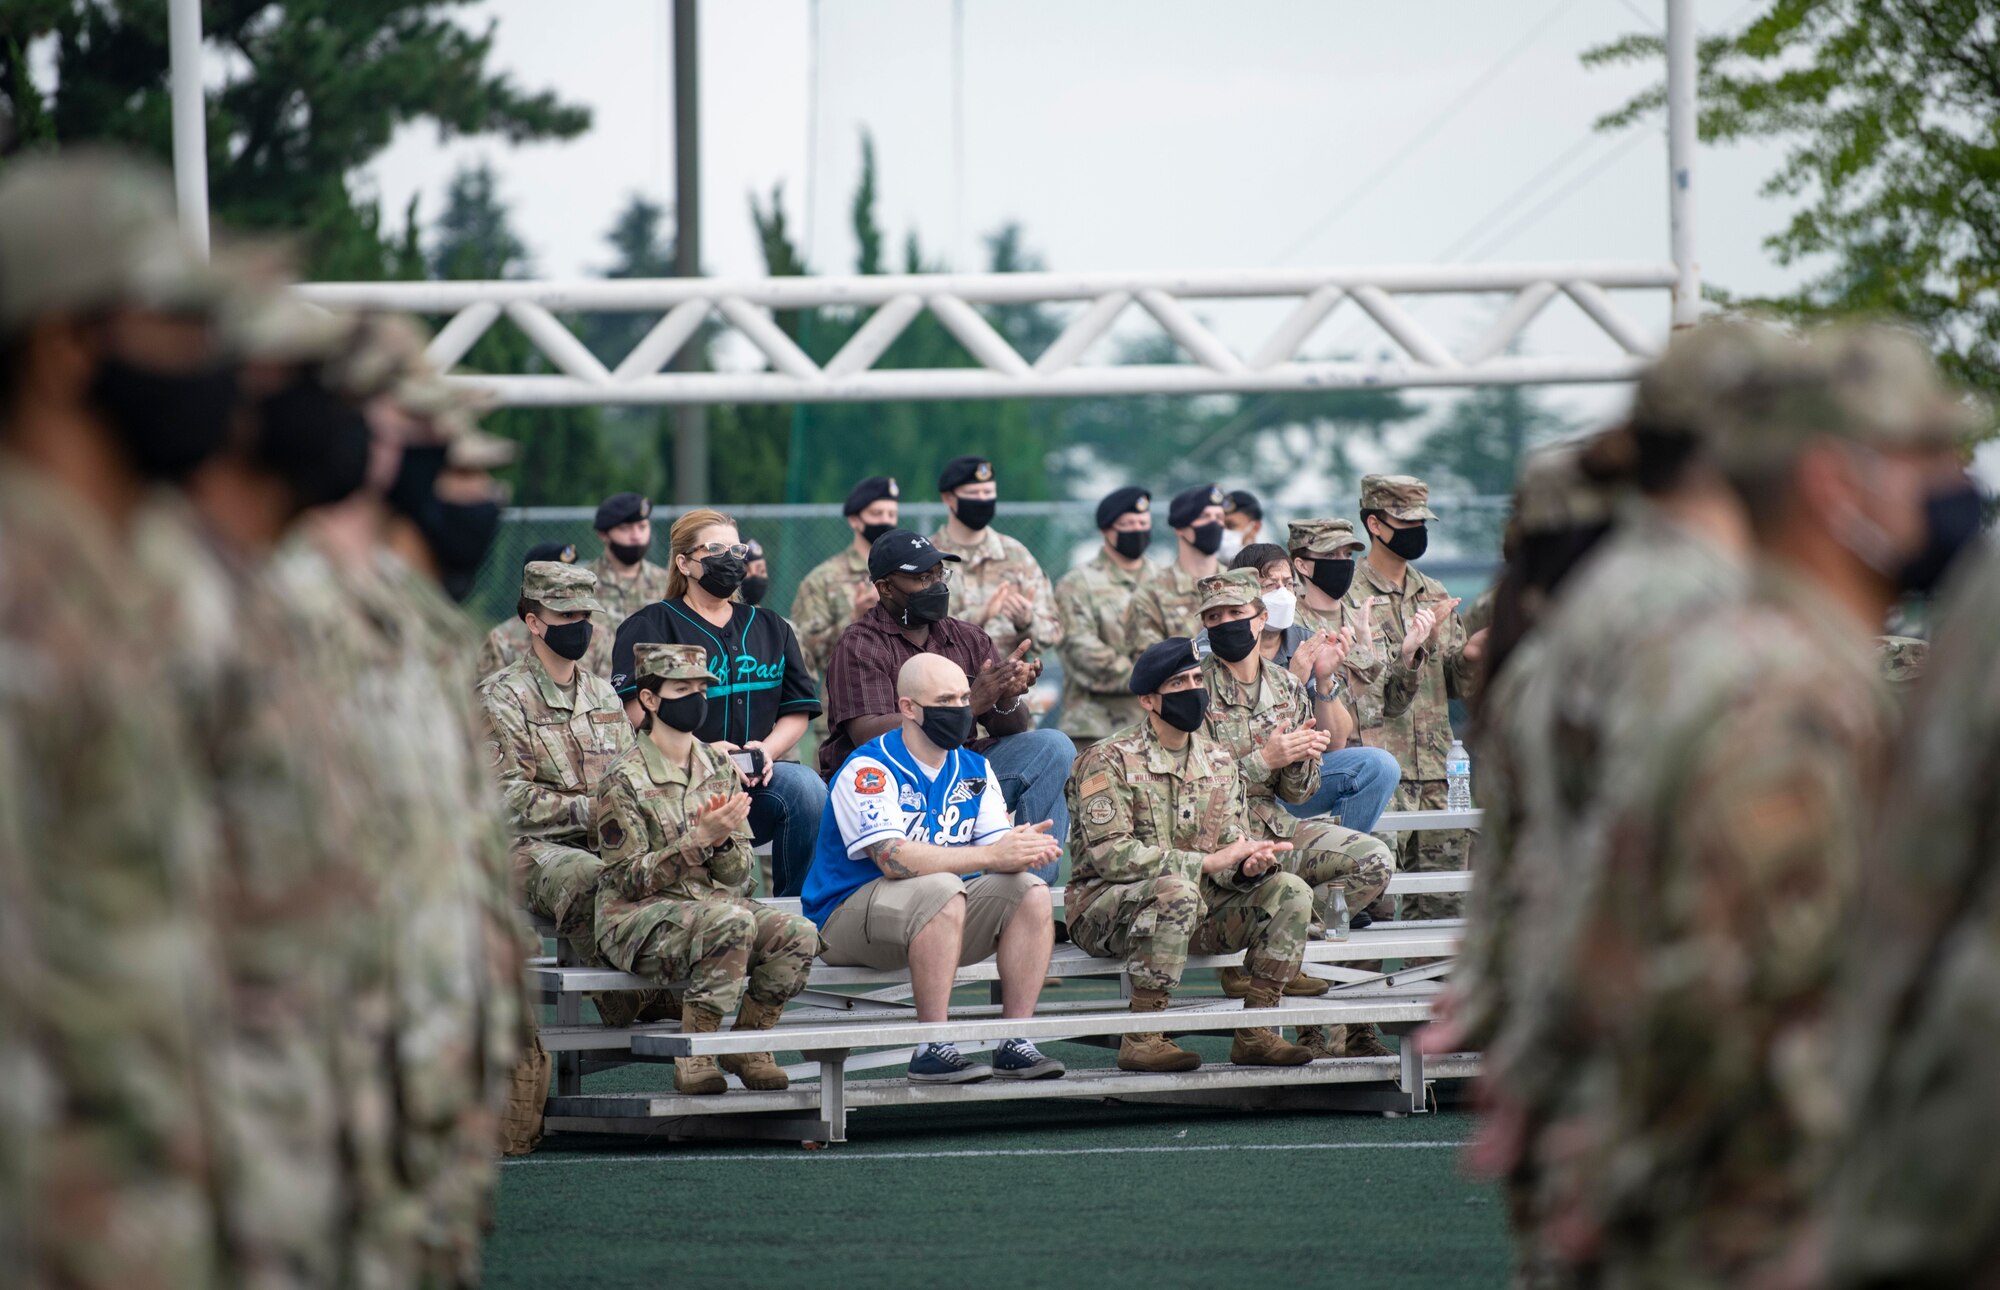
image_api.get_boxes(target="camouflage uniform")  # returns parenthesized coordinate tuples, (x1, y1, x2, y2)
(579, 549, 673, 679)
(478, 562, 634, 941)
(1875, 633, 1927, 692)
(1065, 720, 1313, 992)
(1196, 571, 1395, 921)
(1342, 476, 1478, 920)
(1815, 542, 2000, 1288)
(791, 544, 874, 680)
(1122, 559, 1207, 654)
(593, 647, 818, 1017)
(1054, 549, 1155, 740)
(933, 522, 1063, 659)
(1286, 518, 1388, 718)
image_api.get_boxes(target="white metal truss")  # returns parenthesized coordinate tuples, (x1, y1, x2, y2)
(295, 260, 1679, 407)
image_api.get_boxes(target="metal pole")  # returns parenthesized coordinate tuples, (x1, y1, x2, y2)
(671, 0, 708, 505)
(167, 0, 210, 256)
(1665, 0, 1699, 328)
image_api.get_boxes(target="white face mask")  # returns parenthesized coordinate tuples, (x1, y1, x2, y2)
(1216, 528, 1246, 562)
(1262, 586, 1297, 630)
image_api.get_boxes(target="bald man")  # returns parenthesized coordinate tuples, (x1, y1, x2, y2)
(802, 655, 1066, 1083)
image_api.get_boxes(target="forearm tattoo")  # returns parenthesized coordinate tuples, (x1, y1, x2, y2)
(867, 837, 918, 879)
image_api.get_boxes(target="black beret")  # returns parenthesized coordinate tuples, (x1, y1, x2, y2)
(1128, 637, 1200, 696)
(937, 455, 994, 492)
(843, 475, 901, 516)
(1224, 489, 1263, 521)
(1167, 483, 1226, 529)
(1095, 486, 1152, 530)
(521, 541, 577, 569)
(594, 491, 651, 531)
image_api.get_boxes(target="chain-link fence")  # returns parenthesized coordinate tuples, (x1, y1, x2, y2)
(463, 498, 1509, 631)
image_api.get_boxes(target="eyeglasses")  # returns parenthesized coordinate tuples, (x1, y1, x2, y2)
(691, 542, 752, 560)
(899, 565, 954, 588)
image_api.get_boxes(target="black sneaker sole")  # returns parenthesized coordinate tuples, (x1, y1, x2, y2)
(908, 1067, 993, 1084)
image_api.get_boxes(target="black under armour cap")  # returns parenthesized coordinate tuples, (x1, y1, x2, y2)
(868, 528, 964, 581)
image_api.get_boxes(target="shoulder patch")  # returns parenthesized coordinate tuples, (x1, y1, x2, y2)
(1079, 772, 1112, 797)
(1084, 796, 1117, 826)
(853, 766, 887, 795)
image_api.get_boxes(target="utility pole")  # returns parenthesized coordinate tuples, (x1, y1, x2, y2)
(1665, 0, 1699, 328)
(167, 0, 210, 255)
(672, 0, 708, 504)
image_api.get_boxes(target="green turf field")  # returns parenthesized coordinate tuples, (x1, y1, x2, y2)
(485, 1020, 1512, 1288)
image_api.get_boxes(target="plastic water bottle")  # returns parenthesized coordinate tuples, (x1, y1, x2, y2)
(1445, 739, 1472, 812)
(1330, 883, 1350, 941)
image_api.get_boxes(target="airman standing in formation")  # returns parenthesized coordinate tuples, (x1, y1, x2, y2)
(931, 454, 1063, 661)
(581, 490, 673, 678)
(791, 474, 901, 679)
(1123, 482, 1229, 647)
(1053, 486, 1157, 747)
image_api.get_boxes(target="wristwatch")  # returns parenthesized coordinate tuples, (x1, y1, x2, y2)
(1306, 675, 1344, 703)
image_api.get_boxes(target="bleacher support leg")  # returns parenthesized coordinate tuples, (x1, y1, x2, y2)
(1399, 1037, 1425, 1114)
(555, 989, 583, 1096)
(814, 1052, 849, 1143)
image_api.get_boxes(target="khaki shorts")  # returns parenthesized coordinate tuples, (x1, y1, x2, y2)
(820, 871, 1047, 970)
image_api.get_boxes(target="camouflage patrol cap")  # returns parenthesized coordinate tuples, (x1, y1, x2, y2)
(1197, 568, 1265, 614)
(226, 287, 359, 364)
(522, 561, 604, 614)
(1510, 440, 1615, 537)
(441, 415, 518, 471)
(1287, 517, 1365, 558)
(1709, 323, 1989, 470)
(0, 149, 230, 338)
(634, 642, 714, 685)
(1630, 317, 1802, 441)
(1360, 474, 1437, 522)
(326, 313, 431, 401)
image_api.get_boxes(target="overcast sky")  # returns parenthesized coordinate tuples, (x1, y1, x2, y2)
(354, 0, 1828, 485)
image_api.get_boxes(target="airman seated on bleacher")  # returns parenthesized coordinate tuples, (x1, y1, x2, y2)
(593, 644, 821, 1096)
(1196, 568, 1398, 1060)
(1064, 637, 1316, 1073)
(803, 654, 1067, 1085)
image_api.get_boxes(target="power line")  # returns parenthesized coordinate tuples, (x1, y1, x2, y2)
(1459, 126, 1657, 261)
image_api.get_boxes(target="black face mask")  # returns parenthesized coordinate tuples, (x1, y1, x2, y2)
(1377, 521, 1428, 561)
(1207, 617, 1260, 663)
(953, 497, 997, 531)
(252, 370, 371, 512)
(1307, 557, 1356, 601)
(695, 552, 747, 598)
(917, 703, 974, 752)
(650, 691, 709, 734)
(860, 521, 898, 546)
(1156, 687, 1210, 733)
(894, 581, 952, 628)
(740, 575, 770, 606)
(1112, 529, 1152, 560)
(1899, 481, 1986, 594)
(88, 353, 239, 482)
(608, 538, 650, 566)
(386, 444, 502, 603)
(537, 618, 593, 661)
(1187, 522, 1225, 557)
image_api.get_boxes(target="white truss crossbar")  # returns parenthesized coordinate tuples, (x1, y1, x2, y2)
(296, 260, 1677, 407)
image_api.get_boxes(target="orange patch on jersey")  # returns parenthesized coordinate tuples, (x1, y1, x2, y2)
(853, 767, 887, 794)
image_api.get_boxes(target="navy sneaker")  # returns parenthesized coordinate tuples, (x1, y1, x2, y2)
(907, 1041, 991, 1084)
(991, 1038, 1066, 1081)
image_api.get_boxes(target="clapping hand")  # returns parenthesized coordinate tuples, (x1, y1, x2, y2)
(691, 790, 752, 849)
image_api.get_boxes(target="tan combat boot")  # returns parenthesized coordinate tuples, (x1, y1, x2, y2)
(718, 996, 791, 1091)
(1294, 1024, 1344, 1059)
(1230, 977, 1312, 1066)
(1117, 986, 1201, 1073)
(1218, 966, 1329, 998)
(673, 1004, 729, 1095)
(1339, 1024, 1396, 1059)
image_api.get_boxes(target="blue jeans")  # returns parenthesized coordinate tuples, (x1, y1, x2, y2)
(750, 760, 829, 897)
(984, 727, 1077, 884)
(1279, 745, 1400, 834)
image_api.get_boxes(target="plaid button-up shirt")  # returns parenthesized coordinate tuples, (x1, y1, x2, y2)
(818, 605, 1002, 776)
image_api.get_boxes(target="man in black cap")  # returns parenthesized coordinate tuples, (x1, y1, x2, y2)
(476, 540, 580, 679)
(819, 529, 1076, 880)
(1123, 482, 1228, 651)
(1054, 486, 1158, 748)
(932, 454, 1062, 661)
(791, 474, 901, 678)
(1219, 488, 1265, 563)
(586, 490, 671, 676)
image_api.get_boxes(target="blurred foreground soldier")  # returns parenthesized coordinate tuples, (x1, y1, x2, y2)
(1874, 632, 1928, 691)
(1195, 569, 1398, 1058)
(932, 454, 1062, 659)
(1805, 544, 2000, 1288)
(792, 473, 899, 677)
(1054, 485, 1156, 746)
(1218, 487, 1264, 561)
(481, 562, 633, 945)
(0, 148, 238, 1289)
(1543, 325, 1981, 1285)
(594, 645, 819, 1095)
(1343, 475, 1483, 921)
(476, 540, 579, 680)
(276, 315, 528, 1282)
(1123, 482, 1227, 648)
(583, 490, 670, 676)
(1066, 639, 1316, 1072)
